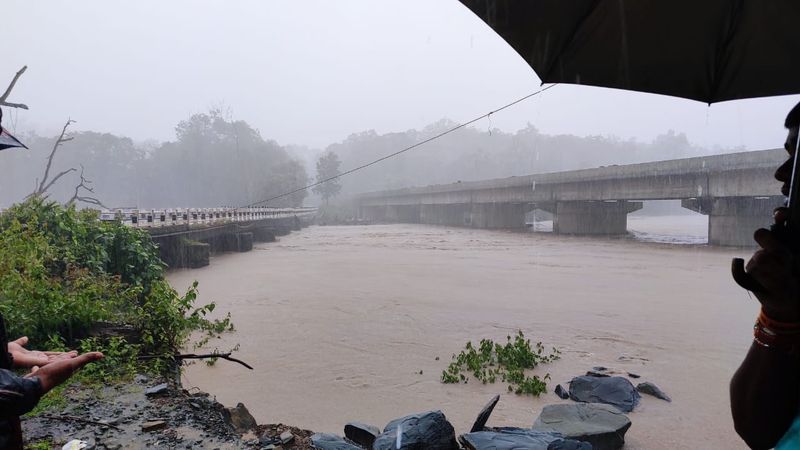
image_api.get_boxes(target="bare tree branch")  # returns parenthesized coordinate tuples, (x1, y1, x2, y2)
(0, 66, 29, 110)
(40, 168, 76, 194)
(34, 118, 75, 195)
(68, 165, 106, 208)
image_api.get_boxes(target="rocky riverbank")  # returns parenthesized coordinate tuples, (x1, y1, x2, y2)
(22, 364, 671, 450)
(21, 375, 317, 450)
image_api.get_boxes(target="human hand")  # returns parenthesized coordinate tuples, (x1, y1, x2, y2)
(8, 336, 78, 369)
(744, 207, 800, 322)
(25, 351, 104, 393)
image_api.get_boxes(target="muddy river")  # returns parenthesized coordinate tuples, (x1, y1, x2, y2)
(169, 217, 755, 449)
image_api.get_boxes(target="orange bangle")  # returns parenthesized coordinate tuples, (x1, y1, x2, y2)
(758, 309, 800, 334)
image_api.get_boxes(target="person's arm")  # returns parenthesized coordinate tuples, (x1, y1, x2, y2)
(731, 212, 800, 449)
(0, 369, 42, 419)
(0, 351, 102, 419)
(731, 343, 800, 449)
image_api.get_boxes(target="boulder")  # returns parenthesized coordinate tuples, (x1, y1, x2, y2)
(344, 421, 380, 448)
(144, 383, 168, 397)
(532, 403, 631, 450)
(470, 394, 500, 432)
(568, 376, 640, 412)
(310, 433, 362, 450)
(222, 402, 257, 433)
(460, 429, 563, 450)
(548, 438, 594, 449)
(373, 410, 458, 450)
(636, 382, 671, 402)
(555, 384, 570, 400)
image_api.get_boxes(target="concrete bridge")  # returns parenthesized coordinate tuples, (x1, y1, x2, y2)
(99, 207, 316, 268)
(356, 149, 786, 246)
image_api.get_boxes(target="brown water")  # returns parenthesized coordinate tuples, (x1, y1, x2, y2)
(169, 219, 756, 449)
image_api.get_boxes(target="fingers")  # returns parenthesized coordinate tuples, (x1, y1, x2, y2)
(11, 336, 28, 347)
(753, 228, 792, 258)
(774, 207, 789, 225)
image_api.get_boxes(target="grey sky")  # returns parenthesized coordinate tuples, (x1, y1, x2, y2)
(5, 0, 800, 152)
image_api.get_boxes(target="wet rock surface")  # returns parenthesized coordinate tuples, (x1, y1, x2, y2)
(373, 410, 459, 450)
(636, 382, 671, 402)
(470, 394, 500, 432)
(568, 376, 641, 413)
(343, 421, 380, 448)
(460, 429, 563, 450)
(21, 381, 316, 449)
(309, 433, 362, 450)
(532, 403, 631, 450)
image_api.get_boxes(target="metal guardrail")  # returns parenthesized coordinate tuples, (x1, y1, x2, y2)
(98, 207, 317, 228)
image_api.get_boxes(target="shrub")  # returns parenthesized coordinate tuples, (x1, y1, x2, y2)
(0, 197, 230, 375)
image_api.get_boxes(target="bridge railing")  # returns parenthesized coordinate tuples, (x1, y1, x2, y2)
(98, 207, 317, 228)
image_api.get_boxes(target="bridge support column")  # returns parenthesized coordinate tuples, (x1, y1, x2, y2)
(385, 205, 421, 223)
(470, 203, 528, 229)
(682, 196, 784, 246)
(553, 201, 642, 235)
(420, 204, 471, 227)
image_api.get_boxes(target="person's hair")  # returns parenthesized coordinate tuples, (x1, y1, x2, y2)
(785, 101, 800, 129)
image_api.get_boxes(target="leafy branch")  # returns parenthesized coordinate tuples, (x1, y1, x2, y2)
(441, 330, 560, 396)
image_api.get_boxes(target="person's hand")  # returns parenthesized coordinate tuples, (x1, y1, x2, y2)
(8, 336, 78, 369)
(746, 207, 800, 322)
(24, 351, 104, 393)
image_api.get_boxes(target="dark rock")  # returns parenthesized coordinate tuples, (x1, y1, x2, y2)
(373, 410, 458, 450)
(532, 403, 631, 450)
(548, 438, 593, 449)
(585, 370, 610, 378)
(222, 403, 257, 433)
(626, 372, 641, 379)
(555, 384, 570, 400)
(134, 374, 149, 384)
(344, 421, 380, 448)
(310, 433, 362, 450)
(280, 430, 294, 444)
(636, 382, 671, 402)
(142, 420, 167, 432)
(592, 367, 607, 372)
(460, 429, 563, 450)
(145, 383, 169, 397)
(568, 376, 640, 412)
(470, 394, 500, 432)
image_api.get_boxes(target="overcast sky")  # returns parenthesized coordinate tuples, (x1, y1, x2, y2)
(5, 0, 800, 152)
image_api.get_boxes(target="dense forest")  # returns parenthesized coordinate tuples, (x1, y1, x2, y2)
(0, 112, 741, 209)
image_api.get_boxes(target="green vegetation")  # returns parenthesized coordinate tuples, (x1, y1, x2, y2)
(441, 330, 560, 396)
(0, 197, 232, 384)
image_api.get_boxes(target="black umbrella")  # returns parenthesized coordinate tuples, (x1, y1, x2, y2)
(0, 108, 27, 151)
(459, 0, 800, 290)
(459, 0, 800, 104)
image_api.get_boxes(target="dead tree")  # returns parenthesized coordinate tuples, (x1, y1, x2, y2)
(68, 165, 105, 208)
(32, 118, 76, 196)
(0, 66, 28, 110)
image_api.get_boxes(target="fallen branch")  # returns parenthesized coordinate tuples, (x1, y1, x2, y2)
(139, 352, 254, 370)
(0, 66, 29, 110)
(35, 414, 122, 430)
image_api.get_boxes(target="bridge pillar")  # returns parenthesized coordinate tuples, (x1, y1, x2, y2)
(681, 196, 784, 246)
(553, 201, 643, 235)
(469, 203, 528, 229)
(385, 205, 421, 223)
(420, 204, 471, 227)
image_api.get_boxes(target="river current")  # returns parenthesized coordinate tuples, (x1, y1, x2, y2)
(169, 216, 753, 449)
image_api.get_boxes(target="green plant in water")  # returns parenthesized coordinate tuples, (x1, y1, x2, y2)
(441, 330, 560, 396)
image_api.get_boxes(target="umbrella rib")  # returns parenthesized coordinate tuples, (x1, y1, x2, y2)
(540, 0, 605, 84)
(708, 0, 744, 103)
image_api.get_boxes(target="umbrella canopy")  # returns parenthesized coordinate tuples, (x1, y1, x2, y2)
(0, 108, 26, 151)
(459, 0, 800, 104)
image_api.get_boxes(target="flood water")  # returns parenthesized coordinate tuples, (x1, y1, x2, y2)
(169, 216, 755, 449)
